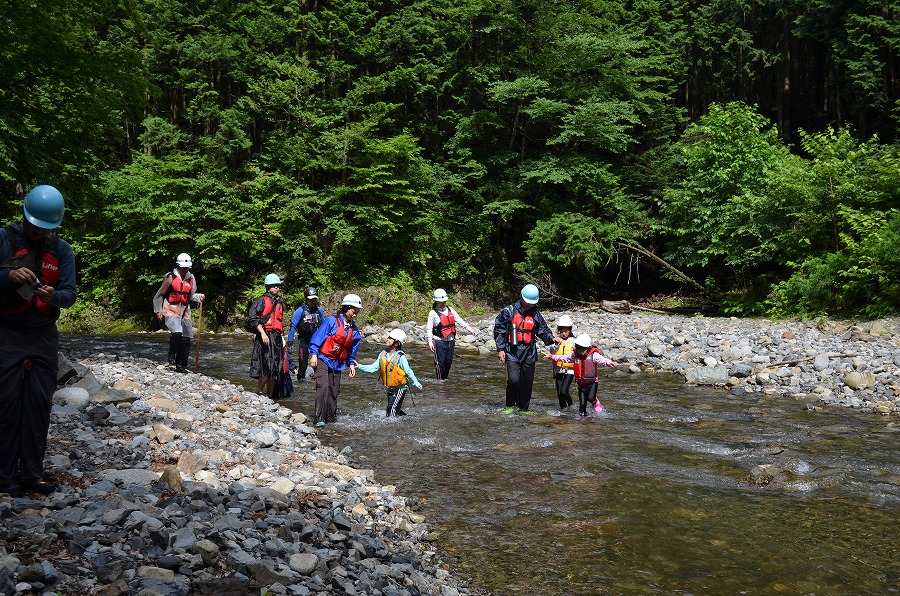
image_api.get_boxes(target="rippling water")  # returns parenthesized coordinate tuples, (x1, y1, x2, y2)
(62, 333, 900, 595)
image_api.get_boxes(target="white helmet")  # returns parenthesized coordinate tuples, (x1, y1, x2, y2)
(557, 314, 573, 328)
(433, 288, 448, 302)
(175, 253, 192, 268)
(341, 293, 363, 309)
(574, 334, 593, 348)
(388, 328, 407, 344)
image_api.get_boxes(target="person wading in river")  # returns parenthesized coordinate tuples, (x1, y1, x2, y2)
(493, 284, 560, 414)
(308, 294, 363, 427)
(152, 253, 205, 373)
(357, 328, 423, 416)
(287, 286, 324, 383)
(551, 315, 575, 411)
(247, 274, 285, 398)
(427, 288, 478, 380)
(546, 333, 615, 417)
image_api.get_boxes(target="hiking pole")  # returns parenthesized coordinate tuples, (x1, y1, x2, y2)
(194, 300, 204, 370)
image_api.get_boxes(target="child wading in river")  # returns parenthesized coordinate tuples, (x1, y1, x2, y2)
(551, 315, 575, 411)
(546, 334, 615, 417)
(358, 329, 424, 416)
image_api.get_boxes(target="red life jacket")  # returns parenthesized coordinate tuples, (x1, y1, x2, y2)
(0, 227, 61, 316)
(509, 311, 536, 345)
(260, 295, 283, 333)
(320, 316, 356, 362)
(433, 308, 456, 338)
(165, 275, 193, 305)
(573, 347, 601, 382)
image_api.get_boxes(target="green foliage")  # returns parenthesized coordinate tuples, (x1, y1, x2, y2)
(5, 0, 900, 326)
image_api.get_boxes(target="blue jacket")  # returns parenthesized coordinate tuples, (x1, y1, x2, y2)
(308, 313, 362, 371)
(493, 300, 555, 363)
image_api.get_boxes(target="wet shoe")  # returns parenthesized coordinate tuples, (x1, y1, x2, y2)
(593, 400, 603, 413)
(578, 411, 588, 418)
(518, 409, 538, 416)
(315, 421, 326, 428)
(501, 407, 517, 414)
(0, 484, 22, 498)
(21, 477, 56, 495)
(175, 366, 190, 374)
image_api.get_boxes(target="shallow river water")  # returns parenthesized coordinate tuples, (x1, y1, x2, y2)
(61, 333, 900, 595)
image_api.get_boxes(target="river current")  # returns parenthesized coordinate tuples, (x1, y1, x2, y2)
(61, 333, 900, 595)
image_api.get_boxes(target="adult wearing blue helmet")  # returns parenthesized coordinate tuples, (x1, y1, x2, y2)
(493, 284, 561, 414)
(248, 274, 286, 398)
(0, 184, 77, 497)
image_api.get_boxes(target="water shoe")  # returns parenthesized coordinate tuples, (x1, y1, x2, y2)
(501, 407, 517, 414)
(518, 409, 538, 416)
(315, 421, 326, 428)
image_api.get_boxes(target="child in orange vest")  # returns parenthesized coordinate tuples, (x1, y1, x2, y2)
(546, 334, 615, 417)
(358, 329, 423, 416)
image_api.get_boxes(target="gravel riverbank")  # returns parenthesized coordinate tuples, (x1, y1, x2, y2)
(1, 354, 483, 596)
(1, 310, 898, 594)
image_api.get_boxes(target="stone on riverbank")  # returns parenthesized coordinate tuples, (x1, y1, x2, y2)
(0, 354, 479, 595)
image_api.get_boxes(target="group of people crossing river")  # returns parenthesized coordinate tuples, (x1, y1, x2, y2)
(153, 254, 619, 427)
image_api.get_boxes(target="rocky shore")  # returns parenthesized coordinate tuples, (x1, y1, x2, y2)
(1, 354, 483, 596)
(2, 310, 899, 595)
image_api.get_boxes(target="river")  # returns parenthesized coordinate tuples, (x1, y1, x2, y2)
(61, 332, 900, 595)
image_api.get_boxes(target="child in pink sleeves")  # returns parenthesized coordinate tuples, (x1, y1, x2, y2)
(546, 334, 615, 417)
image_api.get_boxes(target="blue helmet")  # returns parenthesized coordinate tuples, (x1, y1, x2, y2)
(521, 284, 539, 305)
(24, 185, 65, 229)
(264, 273, 282, 286)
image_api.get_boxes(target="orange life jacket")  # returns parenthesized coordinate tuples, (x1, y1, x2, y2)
(433, 308, 456, 338)
(320, 316, 356, 362)
(260, 295, 283, 333)
(379, 351, 408, 388)
(509, 311, 536, 345)
(0, 227, 61, 316)
(573, 347, 601, 382)
(165, 275, 193, 305)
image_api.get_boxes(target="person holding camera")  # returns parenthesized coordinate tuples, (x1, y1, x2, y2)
(287, 286, 325, 382)
(0, 185, 77, 497)
(153, 252, 205, 373)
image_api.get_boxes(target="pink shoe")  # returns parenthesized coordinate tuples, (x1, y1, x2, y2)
(593, 400, 603, 413)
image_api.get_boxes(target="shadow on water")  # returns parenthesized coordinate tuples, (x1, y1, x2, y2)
(63, 334, 900, 595)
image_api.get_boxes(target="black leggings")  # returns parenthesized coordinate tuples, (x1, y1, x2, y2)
(577, 381, 599, 415)
(554, 372, 573, 408)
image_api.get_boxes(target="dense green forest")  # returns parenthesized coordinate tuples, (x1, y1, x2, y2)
(2, 0, 898, 328)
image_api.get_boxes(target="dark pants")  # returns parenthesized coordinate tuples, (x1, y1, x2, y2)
(0, 326, 58, 487)
(554, 372, 573, 408)
(313, 364, 342, 423)
(577, 381, 599, 415)
(386, 386, 409, 417)
(505, 358, 536, 410)
(433, 339, 455, 379)
(296, 344, 310, 382)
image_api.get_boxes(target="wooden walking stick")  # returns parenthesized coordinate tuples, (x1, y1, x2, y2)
(195, 300, 203, 370)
